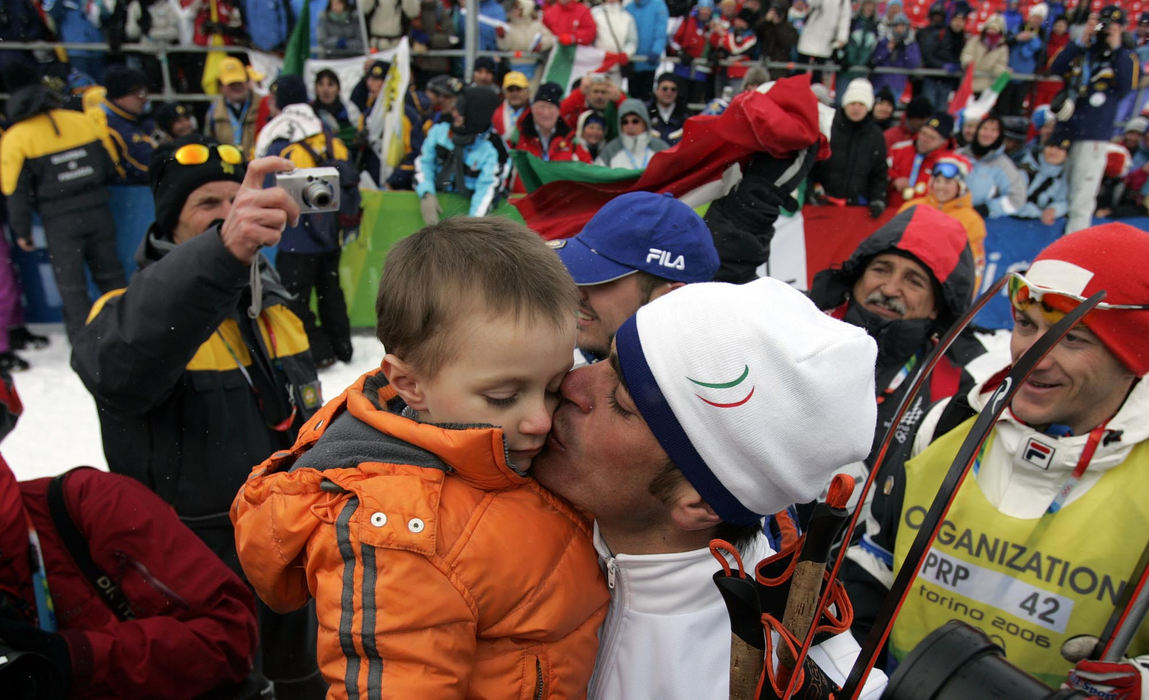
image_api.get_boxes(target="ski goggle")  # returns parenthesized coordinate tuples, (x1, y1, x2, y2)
(1008, 272, 1149, 323)
(931, 162, 963, 180)
(172, 143, 244, 166)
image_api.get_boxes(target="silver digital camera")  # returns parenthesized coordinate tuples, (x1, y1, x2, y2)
(275, 167, 340, 213)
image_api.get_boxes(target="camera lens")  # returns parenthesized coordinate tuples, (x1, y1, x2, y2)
(302, 179, 335, 208)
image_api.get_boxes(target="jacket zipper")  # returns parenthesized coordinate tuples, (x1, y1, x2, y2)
(605, 556, 618, 590)
(534, 657, 544, 700)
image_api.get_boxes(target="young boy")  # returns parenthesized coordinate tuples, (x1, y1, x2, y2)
(231, 218, 608, 698)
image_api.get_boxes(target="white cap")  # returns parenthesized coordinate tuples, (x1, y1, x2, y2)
(614, 278, 878, 524)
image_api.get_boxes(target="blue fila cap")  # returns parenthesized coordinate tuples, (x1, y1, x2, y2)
(549, 192, 719, 286)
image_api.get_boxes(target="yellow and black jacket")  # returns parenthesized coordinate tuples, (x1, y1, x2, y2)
(0, 84, 114, 241)
(71, 227, 321, 529)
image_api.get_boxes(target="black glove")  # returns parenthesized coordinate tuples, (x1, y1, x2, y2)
(0, 617, 71, 699)
(868, 200, 886, 218)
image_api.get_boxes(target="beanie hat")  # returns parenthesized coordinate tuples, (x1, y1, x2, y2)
(1029, 2, 1049, 19)
(1125, 116, 1149, 134)
(150, 134, 246, 238)
(367, 60, 389, 79)
(551, 192, 719, 285)
(1025, 224, 1149, 376)
(907, 95, 934, 119)
(875, 85, 897, 106)
(841, 78, 875, 111)
(272, 74, 308, 109)
(1002, 114, 1030, 141)
(104, 65, 148, 99)
(533, 81, 564, 107)
(583, 112, 606, 128)
(696, 0, 714, 9)
(154, 102, 190, 134)
(427, 74, 463, 97)
(614, 278, 878, 524)
(921, 111, 954, 139)
(475, 55, 498, 73)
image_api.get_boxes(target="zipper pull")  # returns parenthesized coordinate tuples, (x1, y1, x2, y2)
(606, 557, 618, 590)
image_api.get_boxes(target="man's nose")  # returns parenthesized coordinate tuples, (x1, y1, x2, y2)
(560, 365, 594, 413)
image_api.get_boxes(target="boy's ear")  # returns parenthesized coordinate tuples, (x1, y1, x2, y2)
(669, 480, 722, 532)
(381, 354, 428, 410)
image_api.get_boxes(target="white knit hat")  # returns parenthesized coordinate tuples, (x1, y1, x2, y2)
(841, 78, 875, 112)
(614, 278, 878, 525)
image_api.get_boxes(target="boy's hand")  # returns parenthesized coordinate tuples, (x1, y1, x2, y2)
(220, 156, 300, 265)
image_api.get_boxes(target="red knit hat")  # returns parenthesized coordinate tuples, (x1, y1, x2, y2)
(1026, 223, 1149, 376)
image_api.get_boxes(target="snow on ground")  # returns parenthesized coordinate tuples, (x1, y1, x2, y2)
(5, 323, 386, 482)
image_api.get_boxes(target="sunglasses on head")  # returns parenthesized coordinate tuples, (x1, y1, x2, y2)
(932, 162, 962, 179)
(1009, 271, 1149, 323)
(172, 143, 244, 167)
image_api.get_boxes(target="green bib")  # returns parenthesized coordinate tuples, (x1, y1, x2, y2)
(891, 417, 1149, 686)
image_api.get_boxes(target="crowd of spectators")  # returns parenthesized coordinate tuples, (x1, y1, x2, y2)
(3, 0, 1149, 369)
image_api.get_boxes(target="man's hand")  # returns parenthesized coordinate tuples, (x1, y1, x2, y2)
(495, 25, 505, 37)
(420, 193, 442, 225)
(892, 176, 909, 192)
(1041, 206, 1057, 226)
(15, 237, 35, 252)
(219, 156, 300, 265)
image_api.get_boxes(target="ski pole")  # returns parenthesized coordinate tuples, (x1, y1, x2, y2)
(838, 290, 1106, 700)
(780, 274, 1010, 698)
(1095, 538, 1149, 662)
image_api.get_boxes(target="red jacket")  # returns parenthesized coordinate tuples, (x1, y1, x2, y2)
(888, 142, 953, 210)
(511, 112, 591, 192)
(673, 15, 713, 60)
(883, 121, 914, 152)
(542, 0, 597, 45)
(0, 463, 257, 699)
(560, 86, 627, 136)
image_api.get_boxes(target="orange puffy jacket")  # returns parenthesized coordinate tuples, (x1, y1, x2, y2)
(231, 369, 608, 699)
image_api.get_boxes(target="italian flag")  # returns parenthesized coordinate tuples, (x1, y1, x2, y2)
(949, 67, 1011, 124)
(512, 74, 831, 240)
(541, 45, 629, 93)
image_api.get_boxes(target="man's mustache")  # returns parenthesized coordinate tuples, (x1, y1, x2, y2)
(864, 290, 907, 316)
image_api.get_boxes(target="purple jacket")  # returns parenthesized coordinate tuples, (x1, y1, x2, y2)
(871, 39, 921, 101)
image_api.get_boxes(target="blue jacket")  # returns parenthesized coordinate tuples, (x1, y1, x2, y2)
(414, 122, 502, 216)
(1008, 30, 1044, 78)
(1002, 6, 1023, 37)
(1016, 149, 1069, 219)
(456, 0, 505, 52)
(626, 0, 669, 73)
(1050, 41, 1138, 141)
(102, 101, 156, 185)
(959, 145, 1029, 218)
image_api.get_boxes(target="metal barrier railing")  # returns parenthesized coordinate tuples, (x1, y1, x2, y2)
(5, 38, 1145, 129)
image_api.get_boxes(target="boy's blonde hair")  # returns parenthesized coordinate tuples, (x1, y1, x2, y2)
(376, 217, 579, 377)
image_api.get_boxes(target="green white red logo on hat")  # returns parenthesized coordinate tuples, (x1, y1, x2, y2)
(687, 365, 755, 408)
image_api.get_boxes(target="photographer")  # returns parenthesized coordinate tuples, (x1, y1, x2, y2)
(0, 370, 259, 699)
(1050, 4, 1138, 233)
(71, 136, 326, 698)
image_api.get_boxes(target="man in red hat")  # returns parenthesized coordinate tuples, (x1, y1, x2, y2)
(849, 223, 1149, 697)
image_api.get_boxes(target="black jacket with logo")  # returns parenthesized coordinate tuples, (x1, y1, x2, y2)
(0, 84, 114, 240)
(71, 228, 321, 528)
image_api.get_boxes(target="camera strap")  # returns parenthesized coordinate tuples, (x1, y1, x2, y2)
(47, 469, 137, 621)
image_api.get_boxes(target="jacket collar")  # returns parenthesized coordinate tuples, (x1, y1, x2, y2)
(339, 369, 530, 490)
(593, 524, 774, 614)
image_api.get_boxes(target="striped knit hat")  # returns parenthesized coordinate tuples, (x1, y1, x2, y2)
(614, 278, 878, 524)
